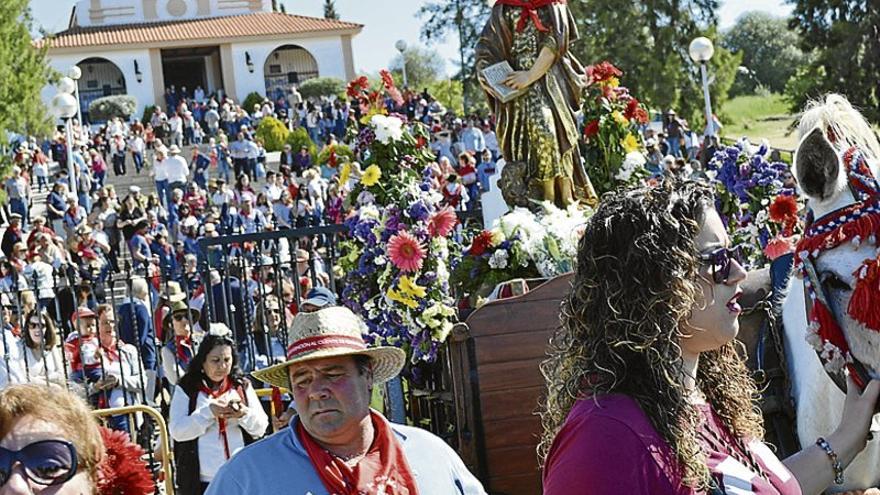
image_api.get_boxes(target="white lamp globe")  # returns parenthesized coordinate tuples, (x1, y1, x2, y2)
(68, 66, 82, 80)
(689, 37, 714, 63)
(51, 92, 78, 119)
(395, 39, 407, 53)
(57, 76, 77, 95)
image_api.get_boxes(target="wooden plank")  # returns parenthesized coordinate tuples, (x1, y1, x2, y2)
(488, 472, 543, 495)
(482, 415, 542, 451)
(477, 358, 546, 393)
(485, 444, 543, 479)
(480, 386, 544, 422)
(474, 331, 554, 365)
(465, 274, 573, 339)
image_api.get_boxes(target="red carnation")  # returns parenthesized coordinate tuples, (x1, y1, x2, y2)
(96, 426, 155, 495)
(379, 69, 396, 90)
(586, 61, 622, 85)
(469, 231, 494, 257)
(584, 119, 600, 139)
(624, 98, 649, 124)
(769, 194, 799, 224)
(346, 76, 369, 98)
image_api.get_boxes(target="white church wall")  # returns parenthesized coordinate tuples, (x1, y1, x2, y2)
(42, 49, 156, 123)
(74, 0, 272, 28)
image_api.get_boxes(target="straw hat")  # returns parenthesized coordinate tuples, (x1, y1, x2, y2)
(160, 281, 187, 303)
(162, 300, 200, 329)
(251, 306, 405, 389)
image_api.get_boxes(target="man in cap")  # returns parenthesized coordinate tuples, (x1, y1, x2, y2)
(1, 214, 23, 259)
(165, 144, 190, 195)
(207, 306, 486, 494)
(300, 287, 337, 313)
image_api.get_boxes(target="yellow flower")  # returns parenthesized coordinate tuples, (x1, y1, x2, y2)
(621, 133, 640, 153)
(612, 111, 628, 126)
(489, 228, 505, 246)
(387, 287, 418, 309)
(339, 162, 351, 185)
(398, 275, 427, 299)
(361, 164, 382, 187)
(606, 77, 620, 88)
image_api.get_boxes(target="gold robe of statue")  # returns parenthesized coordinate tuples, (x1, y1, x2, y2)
(476, 0, 597, 207)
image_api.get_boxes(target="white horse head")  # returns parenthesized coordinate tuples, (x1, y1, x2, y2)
(783, 93, 880, 490)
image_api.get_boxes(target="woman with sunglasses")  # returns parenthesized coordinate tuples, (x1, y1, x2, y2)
(169, 325, 268, 495)
(541, 180, 880, 494)
(161, 301, 201, 387)
(0, 383, 104, 494)
(3, 311, 64, 386)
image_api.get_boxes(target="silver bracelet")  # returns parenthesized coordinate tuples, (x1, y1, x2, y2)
(816, 437, 844, 485)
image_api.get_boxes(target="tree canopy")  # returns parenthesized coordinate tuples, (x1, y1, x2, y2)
(389, 46, 445, 92)
(323, 0, 339, 20)
(787, 0, 879, 121)
(0, 0, 53, 167)
(722, 11, 805, 95)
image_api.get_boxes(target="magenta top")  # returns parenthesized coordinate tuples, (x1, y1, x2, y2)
(543, 394, 802, 494)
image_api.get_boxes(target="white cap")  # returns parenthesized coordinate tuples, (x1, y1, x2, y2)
(129, 185, 141, 194)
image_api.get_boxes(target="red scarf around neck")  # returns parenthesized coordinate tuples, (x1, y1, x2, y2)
(199, 377, 239, 459)
(296, 411, 419, 495)
(495, 0, 565, 32)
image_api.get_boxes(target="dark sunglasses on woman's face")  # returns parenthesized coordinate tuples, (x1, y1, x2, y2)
(0, 439, 78, 487)
(698, 245, 745, 284)
(173, 313, 188, 321)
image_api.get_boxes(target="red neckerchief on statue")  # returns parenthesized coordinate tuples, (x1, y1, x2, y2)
(494, 0, 565, 32)
(295, 410, 419, 495)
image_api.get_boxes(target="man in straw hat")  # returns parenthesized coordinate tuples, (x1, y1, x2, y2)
(207, 306, 486, 494)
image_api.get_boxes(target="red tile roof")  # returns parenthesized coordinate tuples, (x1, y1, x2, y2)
(37, 12, 362, 49)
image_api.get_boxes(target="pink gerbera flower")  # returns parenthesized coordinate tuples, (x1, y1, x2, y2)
(427, 208, 458, 238)
(387, 231, 426, 272)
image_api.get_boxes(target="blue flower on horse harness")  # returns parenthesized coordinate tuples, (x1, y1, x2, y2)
(796, 147, 880, 388)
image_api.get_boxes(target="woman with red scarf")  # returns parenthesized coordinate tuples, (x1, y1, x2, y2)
(160, 301, 200, 386)
(169, 325, 268, 495)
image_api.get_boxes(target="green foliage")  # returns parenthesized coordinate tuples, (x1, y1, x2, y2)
(285, 127, 317, 157)
(255, 116, 289, 152)
(298, 77, 345, 100)
(242, 92, 265, 113)
(0, 0, 54, 177)
(141, 104, 158, 125)
(721, 12, 806, 95)
(88, 95, 138, 121)
(720, 93, 799, 151)
(389, 46, 445, 91)
(787, 0, 879, 121)
(417, 0, 492, 115)
(428, 79, 464, 116)
(316, 143, 354, 166)
(323, 0, 339, 20)
(567, 0, 738, 128)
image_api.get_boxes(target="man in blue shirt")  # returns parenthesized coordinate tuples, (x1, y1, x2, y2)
(459, 119, 486, 157)
(207, 307, 486, 495)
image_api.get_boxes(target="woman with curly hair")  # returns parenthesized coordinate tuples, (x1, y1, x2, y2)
(540, 179, 880, 494)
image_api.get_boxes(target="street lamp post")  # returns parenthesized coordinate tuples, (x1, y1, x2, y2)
(395, 39, 408, 88)
(68, 66, 83, 127)
(689, 37, 716, 137)
(51, 79, 79, 194)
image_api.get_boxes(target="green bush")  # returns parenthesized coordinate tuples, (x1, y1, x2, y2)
(285, 127, 317, 157)
(316, 143, 355, 166)
(255, 116, 290, 152)
(242, 91, 265, 113)
(298, 77, 345, 100)
(141, 104, 157, 125)
(89, 95, 138, 122)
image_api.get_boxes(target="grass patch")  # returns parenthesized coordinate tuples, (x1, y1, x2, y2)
(720, 93, 799, 152)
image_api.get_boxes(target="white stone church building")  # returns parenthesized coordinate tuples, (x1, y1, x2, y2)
(38, 0, 362, 121)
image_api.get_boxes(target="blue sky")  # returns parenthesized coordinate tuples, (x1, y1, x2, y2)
(30, 0, 793, 76)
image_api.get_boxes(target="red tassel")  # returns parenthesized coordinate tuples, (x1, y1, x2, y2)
(848, 257, 880, 332)
(813, 301, 850, 353)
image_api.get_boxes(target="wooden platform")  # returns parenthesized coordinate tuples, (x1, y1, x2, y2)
(448, 274, 573, 495)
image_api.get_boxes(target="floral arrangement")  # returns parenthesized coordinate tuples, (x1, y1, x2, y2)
(706, 141, 803, 268)
(581, 61, 651, 195)
(316, 143, 355, 169)
(96, 426, 155, 495)
(339, 72, 460, 365)
(451, 202, 593, 305)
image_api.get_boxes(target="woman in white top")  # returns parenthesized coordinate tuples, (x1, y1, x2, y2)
(169, 325, 268, 494)
(5, 310, 65, 386)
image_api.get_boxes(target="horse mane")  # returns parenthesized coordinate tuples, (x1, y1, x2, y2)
(797, 94, 880, 167)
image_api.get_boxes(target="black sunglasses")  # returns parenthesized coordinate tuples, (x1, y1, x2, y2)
(173, 313, 189, 321)
(0, 439, 78, 487)
(698, 245, 745, 284)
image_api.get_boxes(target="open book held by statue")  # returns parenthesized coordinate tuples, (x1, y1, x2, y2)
(476, 0, 598, 209)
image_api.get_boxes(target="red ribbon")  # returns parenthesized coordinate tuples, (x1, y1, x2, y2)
(495, 0, 565, 32)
